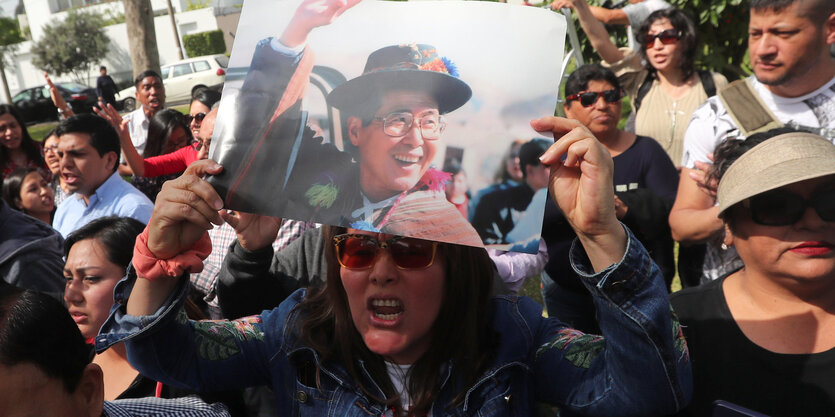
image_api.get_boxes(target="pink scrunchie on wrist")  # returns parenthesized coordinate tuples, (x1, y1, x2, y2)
(133, 226, 212, 281)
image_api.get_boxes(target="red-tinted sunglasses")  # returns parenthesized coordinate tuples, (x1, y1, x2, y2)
(333, 234, 438, 270)
(645, 29, 681, 47)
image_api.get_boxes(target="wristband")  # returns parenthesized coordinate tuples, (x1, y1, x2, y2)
(133, 226, 212, 281)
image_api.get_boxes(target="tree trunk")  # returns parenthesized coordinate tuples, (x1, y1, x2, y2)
(123, 0, 161, 80)
(166, 0, 184, 60)
(0, 60, 11, 104)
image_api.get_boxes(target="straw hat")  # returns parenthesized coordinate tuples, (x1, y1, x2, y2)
(327, 43, 471, 115)
(716, 131, 835, 216)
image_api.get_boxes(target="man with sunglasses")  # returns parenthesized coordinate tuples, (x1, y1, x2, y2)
(210, 0, 481, 246)
(671, 0, 835, 282)
(539, 64, 678, 330)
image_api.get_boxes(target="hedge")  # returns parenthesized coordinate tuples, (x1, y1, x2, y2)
(183, 29, 226, 57)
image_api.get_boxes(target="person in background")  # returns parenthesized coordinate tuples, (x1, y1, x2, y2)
(125, 109, 193, 200)
(670, 0, 835, 284)
(42, 129, 71, 206)
(0, 104, 47, 182)
(468, 138, 525, 221)
(118, 70, 166, 174)
(671, 128, 835, 416)
(52, 114, 153, 238)
(187, 89, 221, 138)
(96, 66, 119, 108)
(443, 157, 469, 219)
(541, 64, 678, 333)
(3, 167, 55, 224)
(0, 284, 233, 417)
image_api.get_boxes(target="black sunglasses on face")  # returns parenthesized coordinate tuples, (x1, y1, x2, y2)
(332, 234, 438, 270)
(566, 89, 622, 107)
(185, 113, 206, 124)
(743, 188, 835, 226)
(645, 29, 681, 47)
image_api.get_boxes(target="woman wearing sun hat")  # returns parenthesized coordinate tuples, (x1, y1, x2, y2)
(210, 0, 480, 246)
(671, 128, 835, 416)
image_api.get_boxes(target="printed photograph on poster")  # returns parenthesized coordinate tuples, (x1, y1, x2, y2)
(208, 0, 566, 251)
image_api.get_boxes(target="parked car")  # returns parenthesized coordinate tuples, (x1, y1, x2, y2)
(117, 54, 228, 111)
(12, 82, 97, 124)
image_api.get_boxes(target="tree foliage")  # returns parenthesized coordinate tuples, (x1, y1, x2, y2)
(31, 9, 110, 83)
(554, 0, 750, 81)
(0, 16, 23, 103)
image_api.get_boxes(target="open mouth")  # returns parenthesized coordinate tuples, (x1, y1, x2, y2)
(370, 298, 404, 321)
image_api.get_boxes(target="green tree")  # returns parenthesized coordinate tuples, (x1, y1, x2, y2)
(31, 10, 110, 84)
(0, 17, 23, 103)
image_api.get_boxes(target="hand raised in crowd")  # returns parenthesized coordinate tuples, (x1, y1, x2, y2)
(221, 210, 283, 252)
(93, 103, 130, 142)
(550, 0, 582, 11)
(531, 116, 626, 272)
(280, 0, 363, 48)
(147, 160, 225, 260)
(44, 71, 74, 117)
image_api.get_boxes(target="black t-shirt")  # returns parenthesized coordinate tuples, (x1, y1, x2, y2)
(671, 276, 835, 416)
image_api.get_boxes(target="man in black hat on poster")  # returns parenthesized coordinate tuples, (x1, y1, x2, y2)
(211, 0, 481, 245)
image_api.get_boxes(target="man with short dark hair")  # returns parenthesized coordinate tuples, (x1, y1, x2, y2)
(52, 114, 153, 237)
(0, 285, 232, 417)
(470, 138, 551, 245)
(121, 70, 166, 164)
(96, 66, 118, 107)
(670, 0, 835, 282)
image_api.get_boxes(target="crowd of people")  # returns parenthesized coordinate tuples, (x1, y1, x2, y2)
(0, 0, 834, 415)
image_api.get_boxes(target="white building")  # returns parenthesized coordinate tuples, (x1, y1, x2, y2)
(3, 0, 241, 101)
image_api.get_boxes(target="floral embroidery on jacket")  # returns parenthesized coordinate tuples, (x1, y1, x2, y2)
(537, 328, 605, 369)
(671, 306, 689, 362)
(193, 316, 265, 361)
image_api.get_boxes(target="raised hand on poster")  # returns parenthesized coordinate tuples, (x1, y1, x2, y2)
(280, 0, 364, 47)
(531, 116, 626, 272)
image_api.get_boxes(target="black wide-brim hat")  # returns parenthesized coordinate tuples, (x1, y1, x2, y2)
(327, 43, 472, 115)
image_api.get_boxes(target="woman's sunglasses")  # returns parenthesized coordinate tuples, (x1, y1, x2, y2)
(565, 89, 622, 107)
(333, 234, 438, 270)
(185, 112, 206, 124)
(743, 189, 835, 226)
(645, 29, 681, 47)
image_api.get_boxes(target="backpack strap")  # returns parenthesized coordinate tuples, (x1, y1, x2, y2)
(633, 72, 654, 113)
(718, 78, 783, 136)
(698, 70, 716, 97)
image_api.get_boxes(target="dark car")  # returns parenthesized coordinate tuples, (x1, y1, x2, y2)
(12, 82, 98, 124)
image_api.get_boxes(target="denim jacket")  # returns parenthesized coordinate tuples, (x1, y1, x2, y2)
(96, 228, 691, 416)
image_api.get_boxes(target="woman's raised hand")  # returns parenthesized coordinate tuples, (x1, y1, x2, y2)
(531, 116, 626, 272)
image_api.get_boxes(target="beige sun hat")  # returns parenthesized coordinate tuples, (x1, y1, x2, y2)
(716, 131, 835, 216)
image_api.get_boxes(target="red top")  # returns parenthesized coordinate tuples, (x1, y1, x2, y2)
(143, 146, 199, 177)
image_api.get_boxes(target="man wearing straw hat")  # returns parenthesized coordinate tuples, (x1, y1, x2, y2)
(211, 0, 481, 246)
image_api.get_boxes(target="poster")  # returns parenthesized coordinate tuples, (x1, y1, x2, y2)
(209, 0, 565, 251)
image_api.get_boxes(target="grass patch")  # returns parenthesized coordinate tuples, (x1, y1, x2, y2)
(28, 121, 59, 142)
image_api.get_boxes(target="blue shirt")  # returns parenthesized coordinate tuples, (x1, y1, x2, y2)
(53, 172, 154, 237)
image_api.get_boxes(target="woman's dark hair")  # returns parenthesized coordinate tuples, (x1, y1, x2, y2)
(63, 216, 145, 270)
(295, 226, 497, 415)
(0, 285, 94, 393)
(495, 139, 526, 183)
(564, 63, 622, 99)
(0, 104, 44, 173)
(143, 109, 191, 158)
(708, 127, 805, 225)
(637, 8, 699, 80)
(2, 167, 41, 211)
(192, 90, 222, 110)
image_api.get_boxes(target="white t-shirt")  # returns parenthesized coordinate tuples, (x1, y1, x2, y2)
(122, 107, 150, 161)
(682, 75, 835, 168)
(681, 75, 835, 282)
(384, 362, 412, 416)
